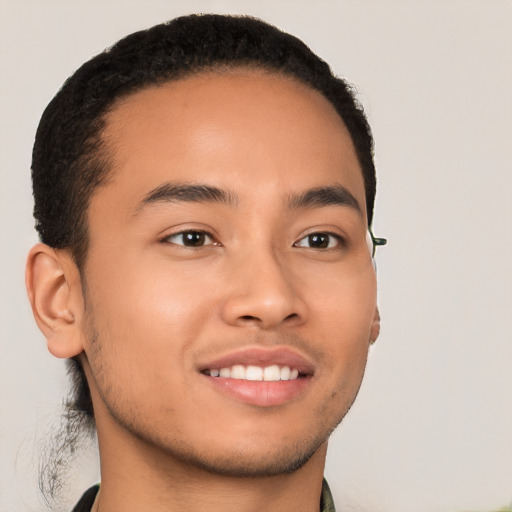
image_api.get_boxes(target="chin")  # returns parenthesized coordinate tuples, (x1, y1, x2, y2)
(165, 435, 327, 478)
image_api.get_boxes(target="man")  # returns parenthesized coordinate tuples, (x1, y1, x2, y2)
(26, 14, 385, 512)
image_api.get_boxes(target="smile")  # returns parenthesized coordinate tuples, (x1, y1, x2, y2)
(204, 365, 300, 381)
(199, 347, 314, 407)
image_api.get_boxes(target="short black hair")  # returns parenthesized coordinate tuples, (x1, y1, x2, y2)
(32, 13, 377, 457)
(32, 14, 376, 271)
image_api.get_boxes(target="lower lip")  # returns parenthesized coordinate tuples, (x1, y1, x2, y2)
(203, 375, 312, 407)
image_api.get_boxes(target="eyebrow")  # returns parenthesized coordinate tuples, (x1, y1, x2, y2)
(135, 182, 238, 214)
(287, 186, 362, 215)
(134, 182, 361, 216)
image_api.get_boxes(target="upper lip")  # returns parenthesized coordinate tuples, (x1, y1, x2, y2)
(198, 346, 315, 375)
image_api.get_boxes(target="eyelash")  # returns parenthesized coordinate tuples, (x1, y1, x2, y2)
(293, 232, 345, 250)
(161, 230, 219, 247)
(161, 229, 345, 250)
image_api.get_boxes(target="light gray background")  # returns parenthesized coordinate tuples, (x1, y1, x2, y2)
(1, 1, 511, 511)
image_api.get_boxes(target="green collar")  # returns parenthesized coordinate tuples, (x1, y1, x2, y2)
(321, 479, 336, 512)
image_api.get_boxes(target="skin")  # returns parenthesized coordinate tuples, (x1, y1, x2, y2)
(26, 70, 380, 512)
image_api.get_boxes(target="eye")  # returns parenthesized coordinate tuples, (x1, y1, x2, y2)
(294, 232, 343, 249)
(162, 230, 216, 247)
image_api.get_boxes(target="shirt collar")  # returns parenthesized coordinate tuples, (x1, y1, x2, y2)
(321, 479, 336, 512)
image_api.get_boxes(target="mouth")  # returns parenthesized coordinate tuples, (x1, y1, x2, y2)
(198, 347, 314, 407)
(203, 365, 300, 381)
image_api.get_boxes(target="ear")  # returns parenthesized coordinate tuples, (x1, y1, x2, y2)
(369, 307, 381, 345)
(26, 243, 85, 358)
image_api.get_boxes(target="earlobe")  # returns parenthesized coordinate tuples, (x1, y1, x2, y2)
(369, 307, 381, 345)
(26, 243, 85, 358)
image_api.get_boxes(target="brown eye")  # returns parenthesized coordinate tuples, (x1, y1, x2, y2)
(164, 231, 214, 247)
(294, 232, 341, 249)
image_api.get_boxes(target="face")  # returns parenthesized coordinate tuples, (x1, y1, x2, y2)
(79, 70, 379, 476)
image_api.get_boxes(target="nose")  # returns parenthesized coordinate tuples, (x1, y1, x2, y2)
(220, 249, 307, 330)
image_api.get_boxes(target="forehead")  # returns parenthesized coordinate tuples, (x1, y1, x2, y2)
(99, 69, 366, 216)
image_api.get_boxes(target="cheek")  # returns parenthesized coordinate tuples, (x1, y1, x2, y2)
(308, 268, 377, 337)
(82, 258, 217, 392)
(305, 270, 375, 385)
(88, 253, 216, 332)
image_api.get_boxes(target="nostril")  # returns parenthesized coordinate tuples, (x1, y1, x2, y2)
(237, 313, 300, 326)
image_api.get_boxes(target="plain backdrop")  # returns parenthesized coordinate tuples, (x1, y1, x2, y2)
(1, 1, 511, 511)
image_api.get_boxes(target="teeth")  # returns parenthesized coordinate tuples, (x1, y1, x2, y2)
(231, 365, 246, 379)
(246, 365, 263, 381)
(219, 367, 231, 378)
(208, 364, 301, 381)
(263, 365, 280, 381)
(280, 366, 291, 381)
